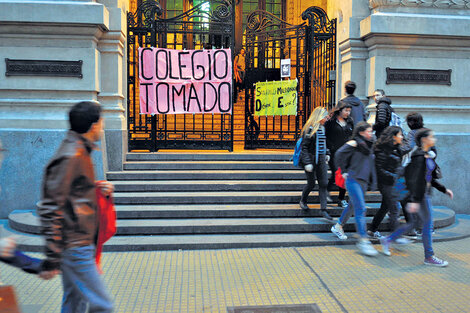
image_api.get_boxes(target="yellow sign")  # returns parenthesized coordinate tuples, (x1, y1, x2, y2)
(254, 79, 298, 116)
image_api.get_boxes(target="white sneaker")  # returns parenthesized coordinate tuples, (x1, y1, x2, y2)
(356, 239, 378, 256)
(331, 224, 347, 240)
(380, 237, 391, 256)
(395, 237, 412, 245)
(367, 230, 384, 239)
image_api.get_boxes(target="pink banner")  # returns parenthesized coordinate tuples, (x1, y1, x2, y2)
(138, 47, 232, 114)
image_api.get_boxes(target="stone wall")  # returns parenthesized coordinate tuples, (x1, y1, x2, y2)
(0, 0, 127, 217)
(327, 0, 470, 213)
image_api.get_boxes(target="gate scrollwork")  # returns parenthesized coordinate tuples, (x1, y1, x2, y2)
(246, 10, 295, 34)
(301, 6, 332, 33)
(127, 0, 163, 28)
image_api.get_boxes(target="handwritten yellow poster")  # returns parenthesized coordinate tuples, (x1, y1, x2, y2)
(254, 79, 298, 116)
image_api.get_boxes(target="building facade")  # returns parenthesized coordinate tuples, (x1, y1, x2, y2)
(0, 0, 469, 216)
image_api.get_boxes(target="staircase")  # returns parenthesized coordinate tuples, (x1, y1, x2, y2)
(6, 151, 469, 252)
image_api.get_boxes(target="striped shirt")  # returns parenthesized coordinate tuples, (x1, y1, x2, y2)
(316, 125, 327, 164)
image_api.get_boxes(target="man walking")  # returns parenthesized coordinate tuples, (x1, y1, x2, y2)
(339, 81, 367, 126)
(38, 101, 114, 312)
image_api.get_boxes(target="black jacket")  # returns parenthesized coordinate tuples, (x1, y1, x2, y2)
(300, 126, 330, 166)
(324, 117, 354, 154)
(373, 97, 393, 138)
(335, 136, 377, 188)
(374, 143, 402, 186)
(405, 149, 447, 203)
(340, 95, 366, 126)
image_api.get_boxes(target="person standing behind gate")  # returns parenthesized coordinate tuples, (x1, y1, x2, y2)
(37, 101, 114, 312)
(324, 100, 354, 208)
(338, 81, 367, 126)
(234, 48, 246, 101)
(299, 107, 333, 221)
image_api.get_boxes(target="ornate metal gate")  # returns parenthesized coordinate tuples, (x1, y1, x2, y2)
(127, 0, 235, 151)
(244, 7, 336, 149)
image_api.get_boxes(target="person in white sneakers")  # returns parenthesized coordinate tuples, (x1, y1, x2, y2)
(380, 128, 453, 267)
(334, 122, 378, 256)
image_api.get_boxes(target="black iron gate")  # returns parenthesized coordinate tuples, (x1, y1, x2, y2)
(244, 7, 336, 149)
(127, 0, 235, 151)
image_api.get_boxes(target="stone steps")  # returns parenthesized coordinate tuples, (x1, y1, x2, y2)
(7, 207, 457, 236)
(111, 191, 382, 205)
(123, 160, 296, 170)
(112, 180, 307, 192)
(111, 203, 378, 219)
(5, 213, 470, 252)
(9, 151, 465, 251)
(107, 170, 306, 180)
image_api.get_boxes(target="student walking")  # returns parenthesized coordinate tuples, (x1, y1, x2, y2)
(37, 101, 114, 312)
(400, 112, 433, 238)
(367, 126, 405, 239)
(380, 128, 453, 266)
(332, 122, 378, 255)
(324, 100, 354, 208)
(299, 107, 333, 221)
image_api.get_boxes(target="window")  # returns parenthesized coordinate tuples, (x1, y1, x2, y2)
(242, 0, 284, 35)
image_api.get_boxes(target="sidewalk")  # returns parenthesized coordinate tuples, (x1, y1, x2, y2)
(1, 237, 470, 313)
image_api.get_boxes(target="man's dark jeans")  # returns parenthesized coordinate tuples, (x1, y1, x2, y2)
(370, 184, 399, 232)
(301, 155, 328, 211)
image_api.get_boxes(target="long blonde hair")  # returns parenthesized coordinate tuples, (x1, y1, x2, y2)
(301, 107, 328, 137)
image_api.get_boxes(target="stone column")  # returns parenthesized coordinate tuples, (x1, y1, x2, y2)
(98, 0, 128, 172)
(0, 0, 110, 216)
(360, 0, 470, 212)
(327, 0, 370, 115)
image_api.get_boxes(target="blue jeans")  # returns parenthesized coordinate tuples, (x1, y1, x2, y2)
(340, 177, 368, 238)
(61, 245, 113, 313)
(387, 195, 434, 258)
(0, 250, 42, 274)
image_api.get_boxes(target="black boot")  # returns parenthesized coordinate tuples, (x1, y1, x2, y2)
(321, 209, 333, 221)
(300, 201, 310, 210)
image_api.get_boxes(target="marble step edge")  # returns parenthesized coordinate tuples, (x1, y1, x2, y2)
(8, 207, 455, 236)
(4, 214, 469, 252)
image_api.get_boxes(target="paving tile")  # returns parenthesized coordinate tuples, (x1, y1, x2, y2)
(1, 238, 469, 312)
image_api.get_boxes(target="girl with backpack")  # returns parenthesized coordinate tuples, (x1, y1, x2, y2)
(379, 128, 453, 266)
(299, 107, 333, 221)
(334, 122, 378, 256)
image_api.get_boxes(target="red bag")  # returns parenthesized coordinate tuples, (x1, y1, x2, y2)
(95, 182, 117, 273)
(335, 168, 346, 189)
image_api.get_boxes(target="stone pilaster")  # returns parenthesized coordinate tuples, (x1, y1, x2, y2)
(98, 0, 128, 172)
(0, 0, 110, 216)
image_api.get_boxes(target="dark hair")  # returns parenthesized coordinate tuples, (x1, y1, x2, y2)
(406, 112, 424, 130)
(374, 89, 385, 96)
(332, 100, 352, 118)
(415, 128, 433, 148)
(69, 101, 102, 134)
(376, 126, 402, 148)
(345, 81, 356, 95)
(352, 121, 372, 139)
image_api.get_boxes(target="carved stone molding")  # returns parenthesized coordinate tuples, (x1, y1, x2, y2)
(370, 0, 470, 9)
